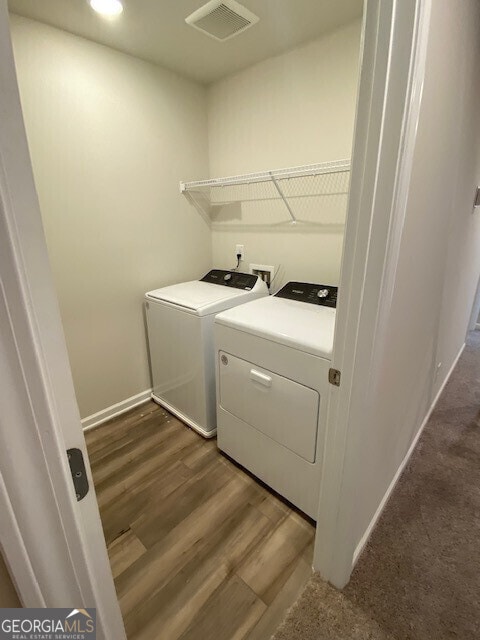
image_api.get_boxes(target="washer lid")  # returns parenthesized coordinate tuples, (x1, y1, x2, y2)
(145, 280, 260, 316)
(214, 295, 336, 358)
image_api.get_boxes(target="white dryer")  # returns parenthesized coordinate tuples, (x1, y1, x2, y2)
(145, 270, 268, 438)
(214, 281, 337, 518)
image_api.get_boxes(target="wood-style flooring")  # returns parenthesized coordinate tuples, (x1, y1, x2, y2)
(85, 401, 315, 640)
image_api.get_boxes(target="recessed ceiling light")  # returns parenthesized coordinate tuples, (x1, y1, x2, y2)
(89, 0, 123, 17)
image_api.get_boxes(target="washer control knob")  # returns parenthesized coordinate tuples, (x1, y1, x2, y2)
(224, 273, 233, 282)
(317, 288, 329, 298)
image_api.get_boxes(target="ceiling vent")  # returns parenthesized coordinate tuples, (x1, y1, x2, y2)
(185, 0, 259, 42)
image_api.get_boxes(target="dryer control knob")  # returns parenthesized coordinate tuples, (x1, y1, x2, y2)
(317, 288, 329, 298)
(224, 273, 233, 282)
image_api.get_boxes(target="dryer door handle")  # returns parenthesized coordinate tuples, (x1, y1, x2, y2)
(250, 369, 272, 388)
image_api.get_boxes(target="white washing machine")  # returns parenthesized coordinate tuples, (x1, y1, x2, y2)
(214, 281, 337, 518)
(145, 270, 268, 438)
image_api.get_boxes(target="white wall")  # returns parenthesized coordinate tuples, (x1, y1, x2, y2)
(432, 0, 480, 396)
(10, 15, 361, 417)
(347, 0, 480, 559)
(207, 20, 361, 289)
(10, 15, 212, 418)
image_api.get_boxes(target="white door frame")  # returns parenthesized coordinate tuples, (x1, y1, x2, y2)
(314, 0, 432, 587)
(0, 0, 431, 625)
(0, 2, 125, 637)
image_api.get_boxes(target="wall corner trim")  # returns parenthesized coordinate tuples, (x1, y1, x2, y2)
(81, 389, 152, 431)
(352, 341, 466, 567)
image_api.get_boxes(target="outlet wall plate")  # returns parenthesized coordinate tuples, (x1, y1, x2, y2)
(235, 244, 245, 261)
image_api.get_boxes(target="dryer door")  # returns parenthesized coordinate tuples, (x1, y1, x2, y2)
(218, 351, 319, 462)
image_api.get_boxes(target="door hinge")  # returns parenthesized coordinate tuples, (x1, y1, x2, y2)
(328, 368, 341, 387)
(67, 448, 89, 501)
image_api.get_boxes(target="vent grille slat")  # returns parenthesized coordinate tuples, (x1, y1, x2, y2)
(186, 0, 259, 42)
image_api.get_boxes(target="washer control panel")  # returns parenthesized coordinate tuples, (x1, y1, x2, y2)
(275, 281, 338, 307)
(201, 269, 258, 290)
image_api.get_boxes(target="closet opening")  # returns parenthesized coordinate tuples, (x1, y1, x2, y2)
(7, 0, 364, 637)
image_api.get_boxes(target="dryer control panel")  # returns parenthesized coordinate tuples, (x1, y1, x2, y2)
(275, 281, 338, 307)
(201, 269, 259, 291)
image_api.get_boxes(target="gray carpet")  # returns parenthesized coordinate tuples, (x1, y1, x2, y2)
(273, 332, 480, 640)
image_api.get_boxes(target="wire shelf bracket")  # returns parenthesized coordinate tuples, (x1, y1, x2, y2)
(269, 171, 297, 223)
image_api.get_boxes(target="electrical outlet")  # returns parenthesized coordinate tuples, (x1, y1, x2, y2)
(250, 263, 275, 288)
(235, 244, 245, 261)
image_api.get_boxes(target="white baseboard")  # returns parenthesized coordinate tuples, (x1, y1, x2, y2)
(81, 389, 152, 432)
(352, 342, 466, 567)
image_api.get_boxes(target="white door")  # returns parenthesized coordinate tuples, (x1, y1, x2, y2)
(0, 2, 125, 638)
(314, 0, 432, 587)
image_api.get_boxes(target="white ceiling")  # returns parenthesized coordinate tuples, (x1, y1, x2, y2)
(8, 0, 363, 85)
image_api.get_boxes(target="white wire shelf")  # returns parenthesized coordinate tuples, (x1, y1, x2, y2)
(180, 159, 351, 227)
